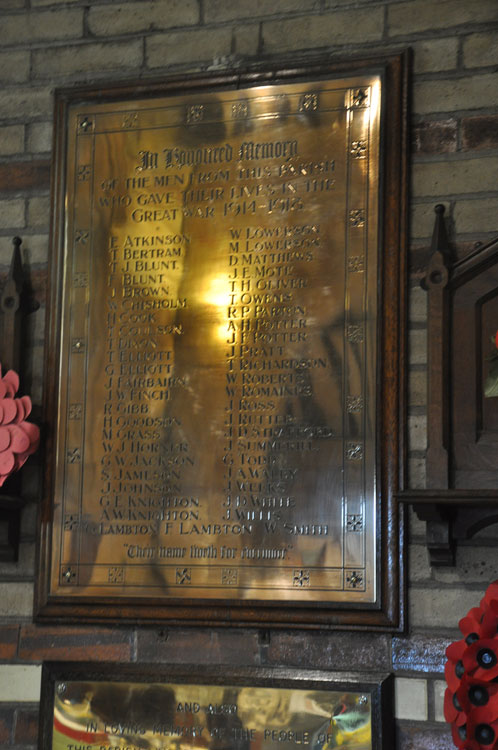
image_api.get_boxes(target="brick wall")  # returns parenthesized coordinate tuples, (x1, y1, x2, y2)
(1, 0, 498, 747)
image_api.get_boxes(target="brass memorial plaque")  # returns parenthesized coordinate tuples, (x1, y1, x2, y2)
(38, 58, 408, 627)
(39, 664, 394, 750)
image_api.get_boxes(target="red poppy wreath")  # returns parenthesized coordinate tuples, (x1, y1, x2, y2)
(0, 365, 40, 486)
(445, 582, 498, 749)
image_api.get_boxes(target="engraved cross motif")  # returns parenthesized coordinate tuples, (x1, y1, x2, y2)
(346, 443, 364, 461)
(293, 569, 310, 587)
(73, 272, 88, 288)
(68, 403, 83, 419)
(299, 93, 318, 112)
(348, 255, 365, 273)
(108, 567, 124, 583)
(347, 514, 364, 532)
(349, 209, 365, 227)
(78, 117, 93, 132)
(346, 395, 364, 413)
(347, 324, 364, 343)
(61, 566, 76, 584)
(351, 140, 367, 158)
(222, 568, 238, 585)
(75, 229, 89, 244)
(63, 514, 80, 532)
(77, 165, 91, 181)
(122, 112, 138, 128)
(186, 105, 204, 124)
(346, 570, 364, 589)
(176, 567, 191, 584)
(353, 89, 369, 107)
(231, 101, 248, 119)
(66, 448, 81, 463)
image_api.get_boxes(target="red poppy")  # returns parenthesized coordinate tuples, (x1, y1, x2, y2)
(463, 640, 498, 682)
(495, 331, 498, 350)
(445, 687, 467, 726)
(0, 365, 39, 486)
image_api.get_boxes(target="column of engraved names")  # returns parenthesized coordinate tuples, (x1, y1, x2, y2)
(98, 219, 195, 559)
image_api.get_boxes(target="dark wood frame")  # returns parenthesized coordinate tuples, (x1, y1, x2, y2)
(36, 51, 410, 630)
(38, 662, 394, 750)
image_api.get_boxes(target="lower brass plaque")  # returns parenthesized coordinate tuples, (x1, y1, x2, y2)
(38, 57, 408, 627)
(39, 664, 394, 750)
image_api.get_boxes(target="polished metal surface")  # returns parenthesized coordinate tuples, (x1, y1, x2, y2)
(50, 75, 381, 604)
(52, 679, 372, 750)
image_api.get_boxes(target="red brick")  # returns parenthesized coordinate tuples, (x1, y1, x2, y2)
(0, 624, 19, 660)
(413, 119, 457, 155)
(462, 114, 498, 151)
(18, 625, 133, 662)
(14, 708, 38, 744)
(137, 628, 260, 664)
(0, 708, 14, 745)
(0, 160, 50, 194)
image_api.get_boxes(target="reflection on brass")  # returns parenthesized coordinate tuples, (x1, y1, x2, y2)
(52, 679, 372, 750)
(48, 73, 382, 606)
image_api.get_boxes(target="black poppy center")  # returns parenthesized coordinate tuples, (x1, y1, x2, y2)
(477, 648, 497, 669)
(466, 632, 479, 645)
(469, 685, 489, 706)
(455, 660, 465, 678)
(458, 725, 467, 740)
(475, 724, 495, 745)
(453, 692, 462, 711)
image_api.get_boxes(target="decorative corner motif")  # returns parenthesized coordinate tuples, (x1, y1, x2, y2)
(108, 567, 125, 584)
(122, 112, 138, 129)
(231, 101, 249, 119)
(222, 568, 238, 585)
(73, 272, 88, 288)
(71, 338, 85, 353)
(351, 140, 367, 159)
(66, 447, 81, 463)
(176, 567, 191, 584)
(61, 566, 76, 584)
(345, 569, 365, 589)
(78, 117, 94, 133)
(68, 403, 83, 420)
(347, 255, 365, 273)
(63, 514, 80, 532)
(77, 165, 92, 182)
(298, 93, 318, 112)
(346, 395, 364, 413)
(346, 324, 364, 343)
(293, 569, 310, 587)
(346, 443, 363, 461)
(352, 88, 369, 107)
(74, 229, 89, 244)
(349, 208, 365, 228)
(186, 105, 204, 124)
(346, 513, 364, 532)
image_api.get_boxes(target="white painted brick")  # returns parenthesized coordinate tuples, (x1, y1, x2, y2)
(0, 125, 24, 156)
(409, 544, 432, 582)
(205, 0, 319, 22)
(33, 40, 143, 79)
(409, 284, 427, 324)
(389, 0, 498, 36)
(262, 8, 384, 52)
(234, 25, 260, 56)
(0, 542, 35, 579)
(409, 414, 427, 452)
(0, 7, 83, 46)
(414, 73, 498, 115)
(409, 587, 482, 628)
(27, 122, 53, 155)
(464, 32, 498, 69)
(411, 202, 451, 240)
(0, 198, 25, 229)
(21, 234, 49, 264)
(395, 677, 428, 721)
(27, 196, 50, 229)
(0, 665, 41, 702)
(147, 27, 232, 68)
(413, 157, 498, 197)
(0, 582, 33, 618)
(409, 328, 427, 366)
(434, 545, 498, 585)
(0, 87, 52, 120)
(455, 197, 498, 235)
(409, 369, 426, 407)
(413, 38, 458, 74)
(88, 0, 198, 37)
(408, 456, 426, 490)
(0, 50, 30, 84)
(434, 680, 446, 722)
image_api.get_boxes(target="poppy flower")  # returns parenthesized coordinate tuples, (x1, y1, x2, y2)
(0, 365, 39, 486)
(463, 640, 498, 682)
